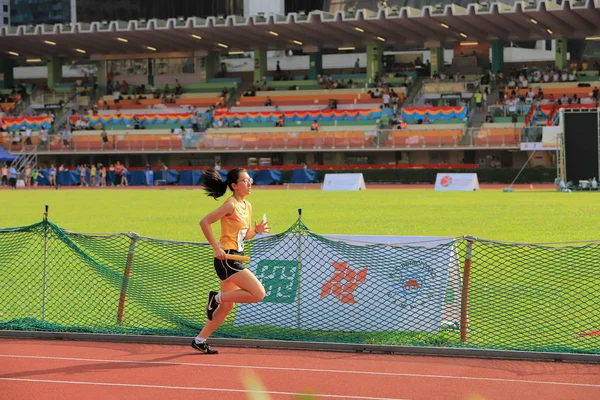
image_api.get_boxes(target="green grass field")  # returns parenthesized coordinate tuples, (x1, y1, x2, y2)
(2, 188, 600, 354)
(1, 188, 599, 243)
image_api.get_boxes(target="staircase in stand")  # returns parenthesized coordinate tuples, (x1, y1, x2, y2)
(12, 146, 38, 177)
(51, 92, 80, 134)
(405, 76, 426, 106)
(227, 82, 252, 109)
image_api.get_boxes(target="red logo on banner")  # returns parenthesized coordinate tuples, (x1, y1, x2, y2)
(440, 175, 453, 187)
(320, 261, 368, 304)
(404, 278, 421, 290)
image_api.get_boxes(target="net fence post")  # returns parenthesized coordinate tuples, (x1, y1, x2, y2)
(42, 205, 49, 321)
(117, 232, 139, 325)
(461, 236, 474, 342)
(296, 208, 303, 329)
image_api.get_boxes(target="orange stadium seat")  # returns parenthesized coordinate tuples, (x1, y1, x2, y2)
(349, 132, 368, 148)
(384, 129, 463, 148)
(226, 134, 243, 148)
(299, 132, 319, 148)
(239, 92, 404, 107)
(98, 96, 221, 109)
(286, 134, 301, 148)
(159, 135, 180, 150)
(83, 136, 103, 151)
(114, 136, 131, 151)
(322, 132, 343, 148)
(256, 133, 271, 149)
(199, 134, 213, 149)
(517, 87, 593, 98)
(212, 135, 229, 149)
(242, 134, 257, 148)
(81, 134, 183, 151)
(127, 135, 146, 151)
(271, 133, 288, 149)
(48, 137, 64, 151)
(475, 128, 522, 146)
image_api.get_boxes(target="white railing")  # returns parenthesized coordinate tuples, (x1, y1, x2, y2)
(488, 104, 532, 117)
(422, 79, 480, 95)
(30, 92, 75, 106)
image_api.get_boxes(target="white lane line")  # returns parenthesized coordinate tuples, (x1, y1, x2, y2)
(0, 354, 599, 388)
(0, 377, 405, 400)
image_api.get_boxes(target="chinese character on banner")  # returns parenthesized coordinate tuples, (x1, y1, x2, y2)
(255, 260, 299, 304)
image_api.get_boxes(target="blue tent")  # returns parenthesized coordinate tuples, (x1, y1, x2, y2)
(217, 169, 228, 182)
(290, 168, 318, 184)
(210, 169, 255, 184)
(254, 169, 283, 185)
(0, 147, 17, 163)
(180, 170, 204, 185)
(154, 169, 180, 185)
(130, 170, 154, 186)
(37, 169, 50, 186)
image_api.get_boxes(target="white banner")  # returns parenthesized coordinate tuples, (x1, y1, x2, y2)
(520, 142, 546, 151)
(322, 173, 366, 191)
(541, 126, 560, 150)
(243, 0, 284, 17)
(521, 127, 560, 151)
(235, 234, 461, 333)
(434, 173, 480, 191)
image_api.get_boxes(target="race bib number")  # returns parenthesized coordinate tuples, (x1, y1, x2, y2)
(237, 229, 248, 252)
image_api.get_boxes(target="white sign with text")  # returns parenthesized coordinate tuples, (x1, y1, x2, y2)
(434, 173, 480, 191)
(322, 173, 366, 191)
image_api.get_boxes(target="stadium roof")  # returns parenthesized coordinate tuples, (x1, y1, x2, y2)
(1, 0, 600, 59)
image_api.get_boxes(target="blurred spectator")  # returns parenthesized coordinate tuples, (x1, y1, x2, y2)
(25, 128, 32, 145)
(101, 130, 109, 148)
(353, 58, 360, 73)
(48, 164, 56, 186)
(39, 128, 47, 149)
(79, 165, 88, 187)
(90, 164, 97, 187)
(9, 165, 17, 189)
(121, 167, 129, 186)
(382, 91, 391, 108)
(1, 164, 7, 186)
(275, 115, 285, 127)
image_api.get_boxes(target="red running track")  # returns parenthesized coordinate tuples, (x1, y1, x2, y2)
(1, 339, 600, 399)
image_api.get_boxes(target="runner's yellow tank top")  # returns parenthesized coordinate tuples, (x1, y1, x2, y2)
(220, 197, 251, 252)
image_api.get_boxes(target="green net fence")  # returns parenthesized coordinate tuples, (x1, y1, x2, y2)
(1, 216, 600, 355)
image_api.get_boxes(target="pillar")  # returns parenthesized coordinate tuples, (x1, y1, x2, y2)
(147, 59, 154, 86)
(491, 39, 504, 75)
(555, 38, 567, 70)
(95, 60, 106, 90)
(430, 47, 444, 77)
(47, 57, 63, 89)
(366, 45, 383, 80)
(254, 48, 267, 83)
(0, 58, 15, 89)
(308, 51, 322, 80)
(199, 52, 219, 83)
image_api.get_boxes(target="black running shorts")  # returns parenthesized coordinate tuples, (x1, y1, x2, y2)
(213, 249, 245, 281)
